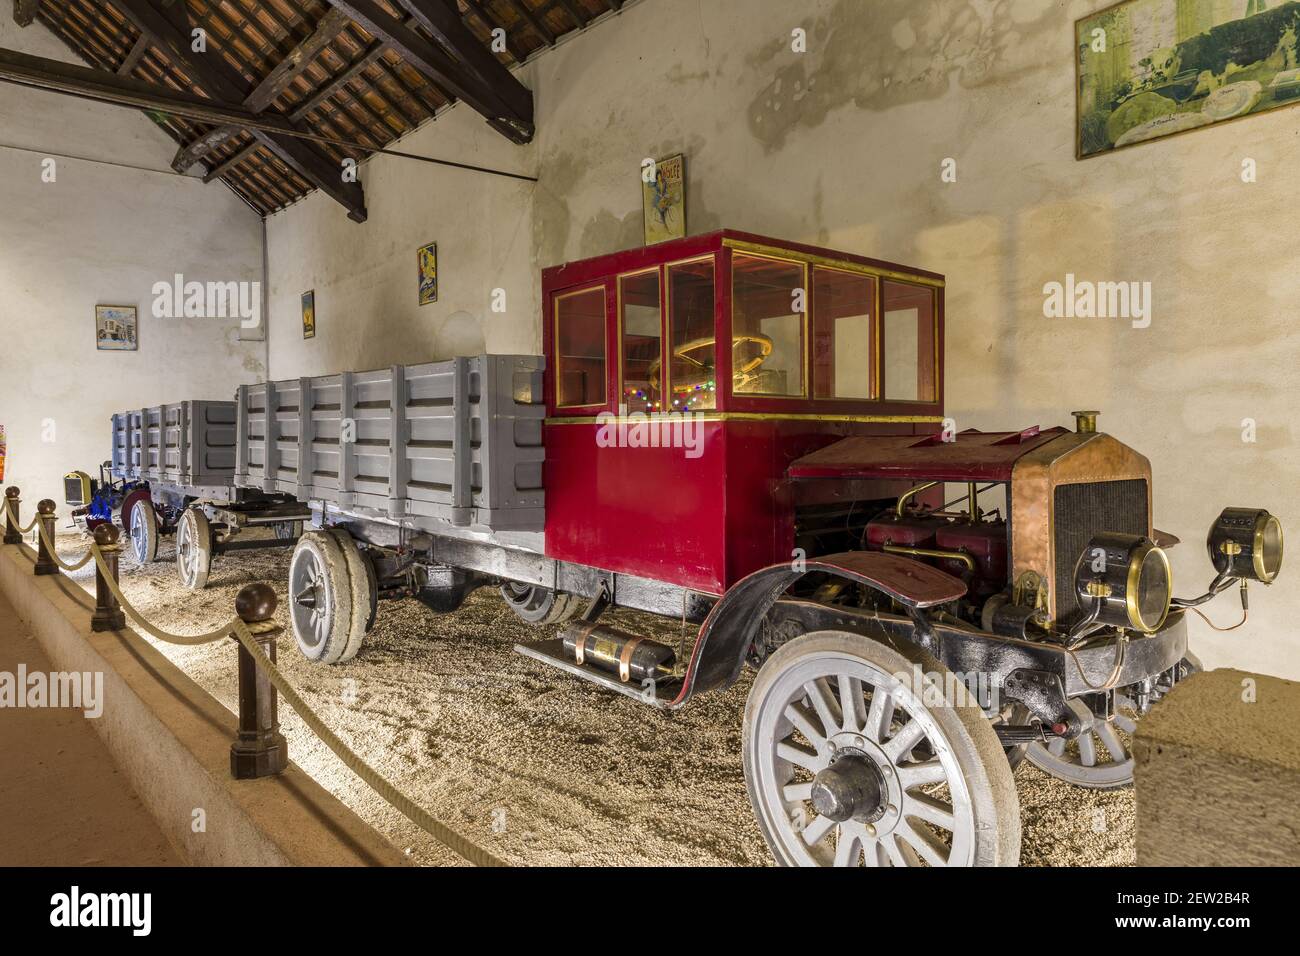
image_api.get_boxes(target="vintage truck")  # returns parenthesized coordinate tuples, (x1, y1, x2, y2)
(238, 230, 1282, 867)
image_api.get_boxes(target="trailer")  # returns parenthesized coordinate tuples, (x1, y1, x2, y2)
(108, 400, 311, 588)
(244, 230, 1284, 868)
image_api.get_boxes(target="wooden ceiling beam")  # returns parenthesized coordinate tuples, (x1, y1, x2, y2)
(325, 0, 532, 143)
(504, 0, 555, 46)
(111, 0, 366, 221)
(116, 32, 149, 75)
(13, 0, 37, 28)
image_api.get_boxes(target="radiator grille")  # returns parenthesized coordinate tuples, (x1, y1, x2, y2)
(1053, 479, 1149, 624)
(64, 475, 87, 507)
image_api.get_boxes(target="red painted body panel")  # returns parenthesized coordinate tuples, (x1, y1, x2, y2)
(540, 230, 949, 594)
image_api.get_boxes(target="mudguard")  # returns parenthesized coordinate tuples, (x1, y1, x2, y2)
(667, 551, 966, 707)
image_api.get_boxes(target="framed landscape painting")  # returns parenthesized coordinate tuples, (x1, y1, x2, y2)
(1077, 0, 1300, 158)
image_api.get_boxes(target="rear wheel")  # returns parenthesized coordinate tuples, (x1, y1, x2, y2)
(128, 497, 158, 564)
(328, 529, 376, 663)
(500, 583, 581, 625)
(288, 531, 354, 664)
(176, 508, 213, 590)
(743, 631, 1020, 867)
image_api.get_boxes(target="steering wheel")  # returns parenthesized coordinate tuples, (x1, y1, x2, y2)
(646, 333, 774, 393)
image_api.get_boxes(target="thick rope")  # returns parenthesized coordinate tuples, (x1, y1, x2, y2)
(31, 516, 99, 572)
(232, 620, 506, 868)
(3, 495, 500, 865)
(3, 498, 40, 534)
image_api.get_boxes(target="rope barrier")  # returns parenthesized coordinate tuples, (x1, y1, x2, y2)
(3, 498, 39, 534)
(2, 493, 504, 867)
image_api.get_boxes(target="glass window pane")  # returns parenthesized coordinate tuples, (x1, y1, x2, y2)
(667, 259, 716, 411)
(812, 267, 876, 399)
(555, 287, 607, 407)
(620, 271, 662, 412)
(731, 254, 805, 397)
(882, 281, 937, 402)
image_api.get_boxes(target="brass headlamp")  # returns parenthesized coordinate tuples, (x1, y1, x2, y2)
(1074, 532, 1172, 633)
(1207, 508, 1283, 584)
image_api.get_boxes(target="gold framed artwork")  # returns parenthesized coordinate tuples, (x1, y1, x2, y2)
(642, 154, 686, 245)
(1077, 0, 1300, 158)
(418, 241, 438, 306)
(95, 305, 137, 351)
(301, 290, 315, 339)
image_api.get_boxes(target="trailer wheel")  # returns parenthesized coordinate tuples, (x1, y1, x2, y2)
(329, 529, 376, 662)
(500, 583, 581, 625)
(176, 508, 213, 590)
(288, 532, 354, 665)
(274, 520, 303, 541)
(743, 631, 1020, 867)
(128, 497, 159, 564)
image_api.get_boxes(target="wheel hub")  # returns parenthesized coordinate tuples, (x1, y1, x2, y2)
(810, 750, 887, 824)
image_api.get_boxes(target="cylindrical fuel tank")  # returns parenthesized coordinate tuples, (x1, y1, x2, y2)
(935, 521, 1008, 595)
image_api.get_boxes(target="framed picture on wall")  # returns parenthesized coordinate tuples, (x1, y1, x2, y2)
(418, 241, 438, 306)
(1077, 0, 1300, 158)
(95, 305, 137, 351)
(643, 154, 686, 245)
(301, 290, 316, 339)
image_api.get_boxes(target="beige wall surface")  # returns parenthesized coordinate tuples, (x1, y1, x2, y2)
(0, 17, 266, 502)
(267, 0, 1298, 678)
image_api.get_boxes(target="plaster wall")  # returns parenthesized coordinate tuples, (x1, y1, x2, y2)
(0, 16, 265, 501)
(266, 0, 1300, 677)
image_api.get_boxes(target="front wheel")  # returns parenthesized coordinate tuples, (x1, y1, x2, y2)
(128, 497, 158, 564)
(176, 507, 212, 589)
(743, 631, 1020, 867)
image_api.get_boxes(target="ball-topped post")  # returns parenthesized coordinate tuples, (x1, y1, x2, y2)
(90, 522, 126, 632)
(2, 487, 19, 545)
(33, 499, 58, 576)
(230, 583, 287, 779)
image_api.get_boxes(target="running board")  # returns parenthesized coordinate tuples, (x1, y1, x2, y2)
(513, 638, 681, 709)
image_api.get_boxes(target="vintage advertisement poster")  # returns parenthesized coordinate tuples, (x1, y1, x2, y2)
(301, 290, 316, 339)
(418, 241, 438, 306)
(642, 154, 686, 245)
(95, 305, 138, 351)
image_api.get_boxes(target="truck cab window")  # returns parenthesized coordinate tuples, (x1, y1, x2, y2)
(666, 259, 716, 411)
(731, 254, 805, 397)
(812, 267, 876, 400)
(555, 286, 607, 408)
(620, 270, 662, 411)
(882, 280, 937, 402)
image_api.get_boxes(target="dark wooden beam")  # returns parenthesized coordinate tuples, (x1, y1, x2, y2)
(203, 139, 261, 183)
(461, 0, 526, 64)
(111, 0, 366, 221)
(555, 0, 588, 29)
(116, 33, 149, 76)
(396, 0, 531, 123)
(243, 7, 350, 113)
(326, 0, 532, 142)
(13, 0, 37, 27)
(504, 0, 554, 46)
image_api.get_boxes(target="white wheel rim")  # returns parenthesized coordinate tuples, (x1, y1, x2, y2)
(291, 546, 332, 652)
(750, 650, 977, 867)
(130, 506, 150, 562)
(176, 511, 201, 586)
(1024, 695, 1136, 788)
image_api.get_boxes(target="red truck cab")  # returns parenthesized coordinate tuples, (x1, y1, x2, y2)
(541, 230, 947, 594)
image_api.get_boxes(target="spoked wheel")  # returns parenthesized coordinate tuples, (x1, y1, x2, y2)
(743, 631, 1020, 867)
(500, 582, 581, 625)
(275, 520, 303, 541)
(128, 497, 159, 564)
(1021, 653, 1203, 789)
(176, 508, 213, 590)
(288, 531, 354, 664)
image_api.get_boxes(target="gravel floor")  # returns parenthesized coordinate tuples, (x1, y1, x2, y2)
(51, 526, 1135, 867)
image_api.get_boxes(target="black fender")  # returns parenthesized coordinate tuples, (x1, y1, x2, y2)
(666, 551, 966, 708)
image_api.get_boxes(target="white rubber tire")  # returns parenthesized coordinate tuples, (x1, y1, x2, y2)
(329, 528, 374, 663)
(129, 498, 159, 564)
(288, 531, 354, 665)
(176, 507, 212, 590)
